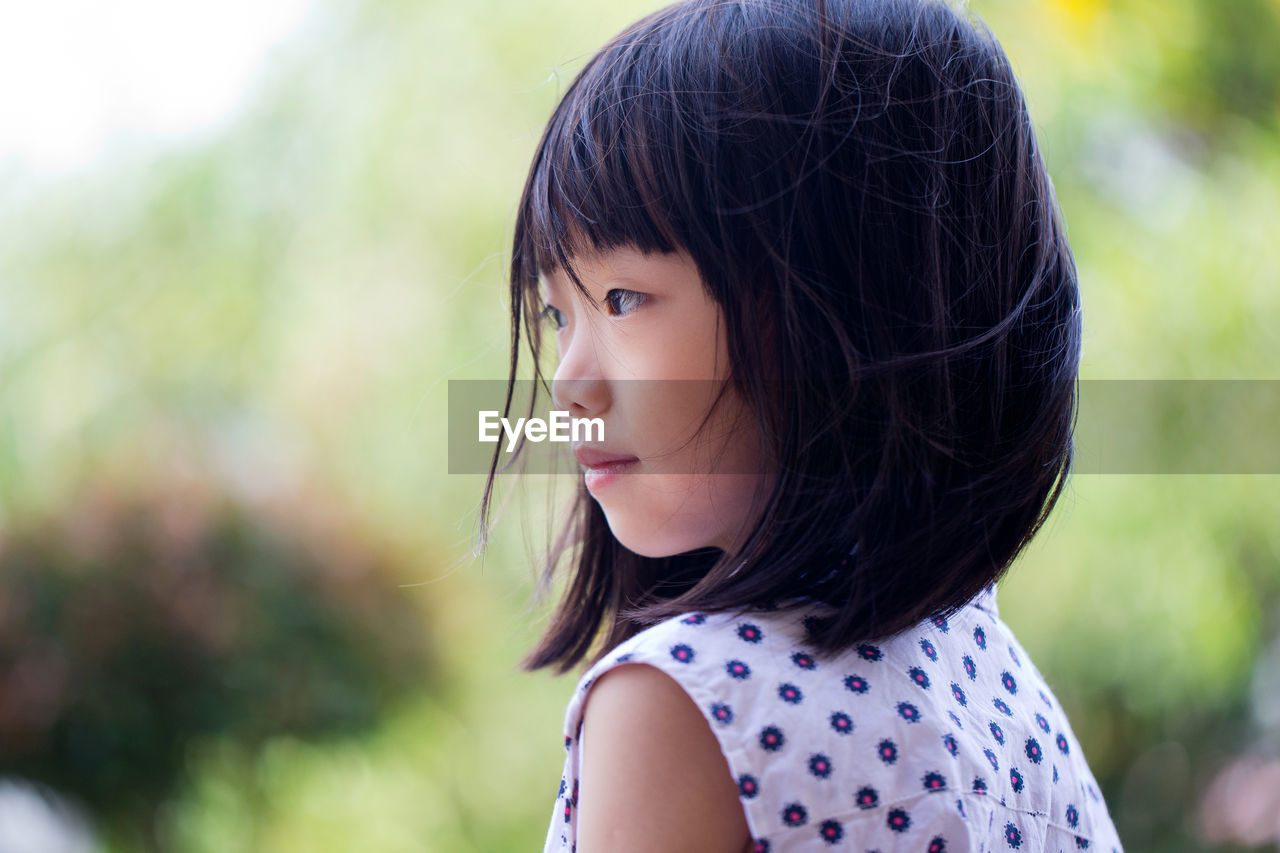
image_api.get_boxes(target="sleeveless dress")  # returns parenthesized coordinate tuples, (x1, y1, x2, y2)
(542, 581, 1125, 852)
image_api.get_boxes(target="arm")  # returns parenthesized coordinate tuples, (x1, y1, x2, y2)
(576, 663, 753, 853)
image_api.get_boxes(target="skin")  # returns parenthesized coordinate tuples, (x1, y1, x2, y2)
(538, 246, 773, 557)
(577, 664, 754, 853)
(538, 246, 768, 850)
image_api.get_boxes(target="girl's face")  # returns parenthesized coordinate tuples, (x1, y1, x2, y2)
(539, 247, 773, 558)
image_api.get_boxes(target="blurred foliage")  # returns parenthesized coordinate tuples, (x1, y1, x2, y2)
(0, 0, 1277, 850)
(1142, 0, 1280, 136)
(0, 470, 438, 851)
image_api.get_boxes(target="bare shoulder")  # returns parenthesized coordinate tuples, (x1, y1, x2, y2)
(577, 662, 753, 853)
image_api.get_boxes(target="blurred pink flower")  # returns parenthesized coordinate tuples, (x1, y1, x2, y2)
(1197, 754, 1280, 847)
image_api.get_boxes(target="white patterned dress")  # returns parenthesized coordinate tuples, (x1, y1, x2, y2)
(543, 581, 1124, 852)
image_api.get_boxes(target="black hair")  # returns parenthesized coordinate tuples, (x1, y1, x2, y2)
(481, 0, 1081, 674)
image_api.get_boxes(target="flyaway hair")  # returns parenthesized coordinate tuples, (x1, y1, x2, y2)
(481, 0, 1081, 674)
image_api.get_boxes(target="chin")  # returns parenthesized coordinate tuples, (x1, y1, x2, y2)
(612, 533, 686, 559)
(604, 516, 718, 559)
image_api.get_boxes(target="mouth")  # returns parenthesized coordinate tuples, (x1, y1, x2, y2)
(572, 446, 640, 470)
(573, 445, 640, 490)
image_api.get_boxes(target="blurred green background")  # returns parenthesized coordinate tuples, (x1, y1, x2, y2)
(0, 0, 1277, 850)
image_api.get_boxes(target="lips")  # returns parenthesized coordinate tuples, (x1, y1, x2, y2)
(572, 446, 639, 469)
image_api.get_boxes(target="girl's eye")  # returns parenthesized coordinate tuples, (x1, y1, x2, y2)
(539, 302, 566, 331)
(603, 289, 647, 316)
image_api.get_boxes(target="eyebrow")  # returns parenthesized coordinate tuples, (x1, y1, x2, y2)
(535, 274, 556, 303)
(538, 266, 568, 291)
(537, 272, 597, 301)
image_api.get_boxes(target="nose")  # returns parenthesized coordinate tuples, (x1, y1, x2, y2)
(550, 327, 609, 416)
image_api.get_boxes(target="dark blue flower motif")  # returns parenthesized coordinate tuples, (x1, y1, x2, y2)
(1025, 738, 1043, 764)
(989, 721, 1005, 745)
(973, 776, 988, 794)
(1075, 838, 1090, 849)
(948, 710, 964, 729)
(1039, 688, 1052, 708)
(923, 771, 947, 792)
(855, 786, 879, 809)
(1009, 645, 1022, 667)
(671, 643, 695, 663)
(897, 702, 922, 723)
(887, 808, 911, 833)
(564, 734, 571, 751)
(738, 774, 759, 799)
(951, 682, 967, 706)
(760, 726, 785, 751)
(778, 682, 803, 704)
(878, 739, 899, 765)
(1001, 671, 1018, 694)
(1010, 767, 1024, 793)
(957, 798, 966, 818)
(909, 667, 931, 689)
(963, 655, 977, 681)
(726, 659, 751, 679)
(928, 837, 947, 853)
(818, 819, 843, 845)
(791, 651, 817, 670)
(809, 753, 833, 778)
(919, 638, 938, 660)
(830, 711, 853, 735)
(1005, 822, 1023, 848)
(782, 802, 808, 827)
(844, 674, 870, 694)
(933, 616, 950, 632)
(1066, 804, 1079, 828)
(738, 623, 764, 643)
(984, 749, 999, 771)
(559, 777, 566, 797)
(752, 841, 770, 853)
(973, 625, 987, 649)
(1057, 732, 1070, 755)
(615, 652, 633, 663)
(993, 697, 1013, 716)
(943, 733, 959, 757)
(1053, 765, 1060, 783)
(681, 613, 707, 625)
(857, 643, 883, 662)
(711, 702, 734, 724)
(1035, 712, 1051, 733)
(802, 614, 830, 637)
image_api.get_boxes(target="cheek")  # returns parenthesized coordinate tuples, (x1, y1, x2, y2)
(646, 301, 730, 382)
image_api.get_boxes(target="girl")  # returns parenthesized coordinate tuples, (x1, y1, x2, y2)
(481, 0, 1125, 849)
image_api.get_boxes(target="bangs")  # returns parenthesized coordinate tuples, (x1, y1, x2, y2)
(512, 5, 697, 297)
(501, 0, 1086, 674)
